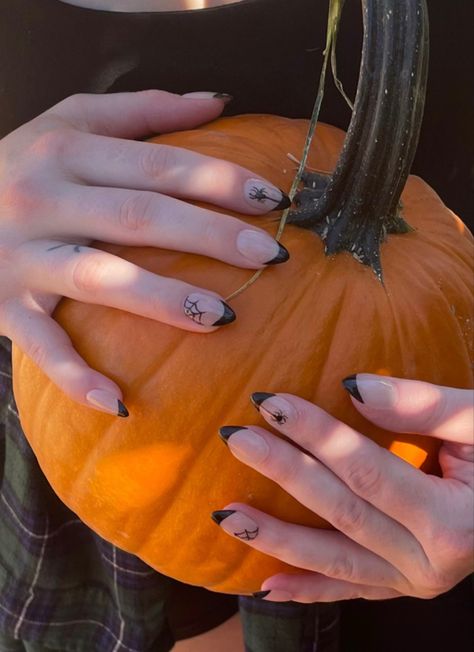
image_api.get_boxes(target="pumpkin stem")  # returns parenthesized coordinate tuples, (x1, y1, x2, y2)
(288, 0, 429, 281)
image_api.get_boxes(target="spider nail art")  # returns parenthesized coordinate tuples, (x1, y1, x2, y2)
(183, 293, 236, 327)
(251, 393, 295, 426)
(245, 179, 291, 211)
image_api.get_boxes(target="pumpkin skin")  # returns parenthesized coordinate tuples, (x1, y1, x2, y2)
(12, 115, 474, 594)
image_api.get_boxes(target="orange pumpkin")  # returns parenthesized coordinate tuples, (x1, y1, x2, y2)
(12, 114, 474, 594)
(11, 0, 474, 594)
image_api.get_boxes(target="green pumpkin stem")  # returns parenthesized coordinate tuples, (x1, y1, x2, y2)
(288, 0, 429, 282)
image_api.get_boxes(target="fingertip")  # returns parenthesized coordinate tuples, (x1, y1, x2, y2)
(181, 91, 233, 104)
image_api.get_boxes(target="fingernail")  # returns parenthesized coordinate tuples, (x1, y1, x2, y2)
(252, 590, 271, 599)
(250, 392, 276, 408)
(244, 179, 291, 212)
(219, 426, 247, 443)
(211, 509, 236, 525)
(86, 390, 129, 417)
(251, 393, 296, 426)
(182, 91, 233, 104)
(342, 374, 397, 408)
(219, 427, 269, 464)
(183, 293, 236, 326)
(253, 590, 293, 602)
(211, 510, 259, 541)
(236, 229, 289, 265)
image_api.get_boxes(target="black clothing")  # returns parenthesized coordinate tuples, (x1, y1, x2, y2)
(1, 0, 472, 224)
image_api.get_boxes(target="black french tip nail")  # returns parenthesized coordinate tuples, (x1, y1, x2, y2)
(213, 92, 234, 104)
(251, 392, 276, 409)
(252, 590, 271, 599)
(117, 400, 129, 418)
(265, 243, 290, 265)
(213, 302, 236, 326)
(275, 192, 292, 211)
(342, 375, 364, 403)
(219, 426, 247, 443)
(211, 509, 236, 525)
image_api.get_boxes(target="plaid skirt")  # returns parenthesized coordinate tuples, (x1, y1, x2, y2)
(0, 337, 339, 652)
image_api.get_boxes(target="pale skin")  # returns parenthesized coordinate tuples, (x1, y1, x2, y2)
(1, 84, 275, 650)
(2, 3, 471, 650)
(216, 375, 474, 603)
(0, 89, 292, 416)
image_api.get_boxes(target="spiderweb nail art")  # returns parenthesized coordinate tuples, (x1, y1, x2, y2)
(183, 296, 206, 324)
(234, 527, 259, 541)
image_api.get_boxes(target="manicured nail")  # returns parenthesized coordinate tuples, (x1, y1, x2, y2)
(252, 590, 271, 599)
(250, 392, 276, 408)
(211, 510, 259, 541)
(219, 426, 247, 443)
(252, 590, 293, 602)
(211, 509, 236, 525)
(251, 393, 296, 426)
(183, 293, 236, 326)
(86, 390, 129, 417)
(244, 179, 291, 212)
(342, 375, 363, 402)
(342, 374, 397, 408)
(220, 427, 269, 464)
(181, 91, 233, 104)
(236, 229, 289, 265)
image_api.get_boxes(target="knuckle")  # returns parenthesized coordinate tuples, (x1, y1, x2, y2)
(30, 128, 72, 162)
(419, 391, 449, 434)
(1, 177, 48, 220)
(332, 496, 367, 533)
(345, 458, 383, 499)
(326, 555, 356, 581)
(139, 144, 175, 180)
(71, 253, 107, 295)
(415, 573, 453, 599)
(58, 93, 88, 113)
(24, 339, 49, 370)
(117, 193, 156, 233)
(272, 457, 300, 486)
(201, 216, 221, 250)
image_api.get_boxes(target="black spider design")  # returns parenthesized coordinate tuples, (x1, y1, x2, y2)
(270, 409, 288, 425)
(183, 296, 206, 324)
(248, 185, 278, 204)
(234, 527, 259, 541)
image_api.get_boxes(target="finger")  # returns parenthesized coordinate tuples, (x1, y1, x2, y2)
(19, 241, 236, 331)
(46, 185, 289, 268)
(211, 505, 407, 591)
(343, 374, 474, 445)
(49, 90, 231, 139)
(219, 426, 425, 573)
(258, 573, 402, 603)
(4, 299, 128, 415)
(250, 392, 442, 536)
(63, 134, 291, 215)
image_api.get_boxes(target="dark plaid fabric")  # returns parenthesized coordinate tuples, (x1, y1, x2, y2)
(0, 336, 340, 651)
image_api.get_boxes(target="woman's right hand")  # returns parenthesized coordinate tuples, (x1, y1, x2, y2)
(0, 90, 290, 416)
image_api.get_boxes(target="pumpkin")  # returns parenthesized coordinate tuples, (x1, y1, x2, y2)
(12, 0, 474, 594)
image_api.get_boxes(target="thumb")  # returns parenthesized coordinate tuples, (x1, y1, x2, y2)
(343, 374, 473, 445)
(47, 89, 231, 139)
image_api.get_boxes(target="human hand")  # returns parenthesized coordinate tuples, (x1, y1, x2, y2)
(1, 90, 290, 415)
(213, 375, 474, 601)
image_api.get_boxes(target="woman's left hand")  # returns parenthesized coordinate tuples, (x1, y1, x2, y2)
(212, 375, 474, 602)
